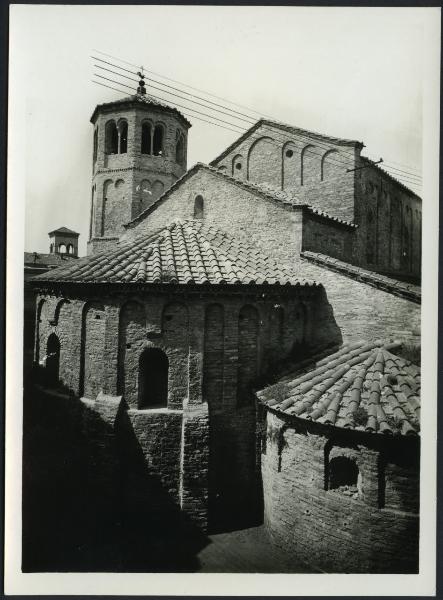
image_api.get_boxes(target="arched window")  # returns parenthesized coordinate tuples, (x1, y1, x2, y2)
(138, 348, 169, 409)
(141, 122, 152, 154)
(153, 124, 164, 156)
(118, 120, 128, 154)
(194, 195, 204, 219)
(50, 243, 54, 254)
(105, 121, 118, 154)
(46, 333, 60, 385)
(329, 456, 359, 493)
(66, 244, 74, 254)
(175, 131, 185, 166)
(58, 244, 67, 254)
(93, 128, 98, 165)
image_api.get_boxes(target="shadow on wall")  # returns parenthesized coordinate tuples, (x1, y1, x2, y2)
(22, 370, 210, 573)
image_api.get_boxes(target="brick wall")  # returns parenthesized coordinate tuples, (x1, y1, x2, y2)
(124, 167, 305, 270)
(89, 103, 189, 254)
(302, 211, 355, 262)
(34, 283, 341, 531)
(81, 302, 106, 398)
(354, 165, 421, 280)
(299, 259, 421, 345)
(261, 410, 419, 573)
(211, 122, 359, 222)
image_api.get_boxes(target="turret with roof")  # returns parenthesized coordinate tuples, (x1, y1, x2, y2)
(88, 73, 191, 256)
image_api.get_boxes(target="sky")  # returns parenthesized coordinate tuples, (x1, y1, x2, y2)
(10, 5, 433, 255)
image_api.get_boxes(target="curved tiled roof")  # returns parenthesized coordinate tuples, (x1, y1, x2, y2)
(32, 220, 319, 288)
(90, 94, 191, 128)
(257, 340, 420, 437)
(301, 251, 421, 303)
(125, 163, 357, 229)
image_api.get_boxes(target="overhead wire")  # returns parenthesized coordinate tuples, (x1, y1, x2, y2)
(91, 69, 368, 176)
(92, 50, 423, 181)
(92, 52, 423, 180)
(92, 59, 423, 189)
(91, 80, 421, 194)
(91, 55, 422, 190)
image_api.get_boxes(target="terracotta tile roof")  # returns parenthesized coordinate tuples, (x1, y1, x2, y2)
(257, 340, 420, 437)
(90, 94, 191, 128)
(32, 220, 319, 288)
(210, 119, 363, 166)
(301, 251, 421, 303)
(24, 252, 79, 268)
(125, 163, 357, 229)
(48, 227, 79, 236)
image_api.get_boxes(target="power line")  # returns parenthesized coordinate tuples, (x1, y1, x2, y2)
(91, 58, 422, 191)
(92, 48, 268, 118)
(94, 62, 258, 126)
(92, 57, 259, 123)
(92, 56, 423, 186)
(92, 67, 363, 174)
(93, 50, 423, 179)
(90, 56, 366, 171)
(91, 80, 244, 134)
(91, 80, 421, 193)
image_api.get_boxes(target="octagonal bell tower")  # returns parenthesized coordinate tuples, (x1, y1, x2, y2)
(88, 75, 191, 255)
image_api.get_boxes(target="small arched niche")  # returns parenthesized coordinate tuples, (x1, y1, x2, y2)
(138, 348, 169, 409)
(194, 195, 204, 219)
(46, 333, 61, 385)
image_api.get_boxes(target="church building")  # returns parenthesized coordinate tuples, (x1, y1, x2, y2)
(31, 75, 421, 572)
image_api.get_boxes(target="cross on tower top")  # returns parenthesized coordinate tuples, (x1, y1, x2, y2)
(137, 68, 146, 95)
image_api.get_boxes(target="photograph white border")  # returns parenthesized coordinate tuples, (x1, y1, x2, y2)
(4, 5, 440, 596)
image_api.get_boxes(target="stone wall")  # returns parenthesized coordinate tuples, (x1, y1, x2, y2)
(261, 410, 419, 573)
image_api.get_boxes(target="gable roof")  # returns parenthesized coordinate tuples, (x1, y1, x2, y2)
(32, 220, 319, 288)
(48, 227, 79, 236)
(257, 340, 420, 437)
(301, 251, 421, 303)
(209, 118, 364, 166)
(125, 162, 357, 229)
(90, 94, 191, 128)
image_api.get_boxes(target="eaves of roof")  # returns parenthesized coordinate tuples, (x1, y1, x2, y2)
(301, 251, 421, 303)
(90, 94, 192, 128)
(32, 220, 321, 289)
(209, 119, 364, 166)
(257, 339, 420, 438)
(125, 162, 356, 229)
